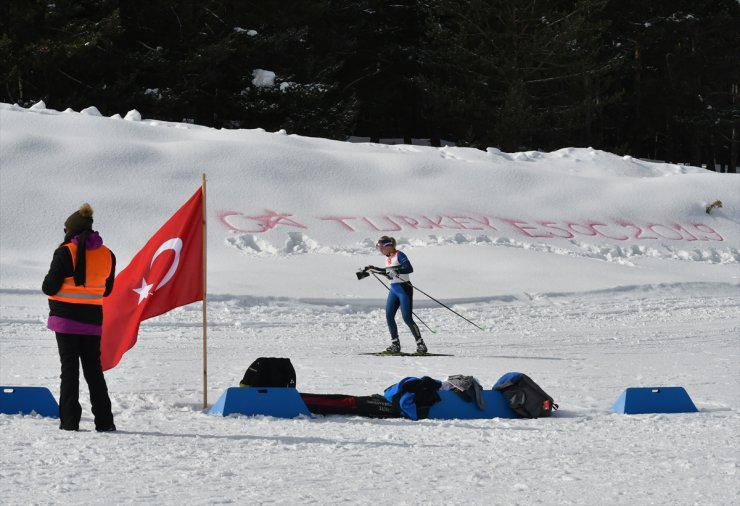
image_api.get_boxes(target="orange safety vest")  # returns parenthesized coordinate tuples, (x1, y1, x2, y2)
(48, 243, 112, 305)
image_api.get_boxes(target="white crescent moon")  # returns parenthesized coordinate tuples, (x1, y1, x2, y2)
(151, 238, 183, 290)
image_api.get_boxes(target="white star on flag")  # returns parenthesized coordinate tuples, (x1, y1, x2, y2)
(132, 277, 154, 304)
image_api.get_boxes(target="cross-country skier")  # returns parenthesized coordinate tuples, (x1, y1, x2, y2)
(364, 236, 427, 354)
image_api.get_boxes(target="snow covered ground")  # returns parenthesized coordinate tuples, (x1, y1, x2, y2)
(1, 102, 738, 505)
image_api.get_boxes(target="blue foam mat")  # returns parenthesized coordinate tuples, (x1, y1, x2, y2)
(208, 387, 312, 418)
(0, 386, 59, 418)
(209, 387, 518, 420)
(427, 390, 517, 419)
(613, 387, 698, 414)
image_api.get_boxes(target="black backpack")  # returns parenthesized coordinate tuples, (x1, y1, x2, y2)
(240, 357, 296, 388)
(493, 372, 558, 418)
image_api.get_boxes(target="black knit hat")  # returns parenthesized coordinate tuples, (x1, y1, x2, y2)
(64, 203, 94, 236)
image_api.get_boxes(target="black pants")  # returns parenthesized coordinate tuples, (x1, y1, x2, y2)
(55, 333, 114, 430)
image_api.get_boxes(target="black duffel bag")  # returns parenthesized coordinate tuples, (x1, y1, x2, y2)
(240, 357, 296, 388)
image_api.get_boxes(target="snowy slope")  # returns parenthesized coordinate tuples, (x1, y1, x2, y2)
(0, 102, 738, 505)
(1, 102, 737, 300)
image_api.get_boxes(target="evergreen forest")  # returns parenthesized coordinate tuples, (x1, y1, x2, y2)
(2, 0, 738, 171)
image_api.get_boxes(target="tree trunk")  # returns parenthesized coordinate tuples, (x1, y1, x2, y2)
(731, 83, 738, 173)
(706, 134, 715, 172)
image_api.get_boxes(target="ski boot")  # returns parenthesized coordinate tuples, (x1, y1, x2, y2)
(415, 338, 428, 354)
(386, 339, 401, 353)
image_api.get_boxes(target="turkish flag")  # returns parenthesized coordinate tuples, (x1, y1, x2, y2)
(101, 188, 204, 370)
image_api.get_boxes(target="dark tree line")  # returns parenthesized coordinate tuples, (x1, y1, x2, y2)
(2, 0, 738, 171)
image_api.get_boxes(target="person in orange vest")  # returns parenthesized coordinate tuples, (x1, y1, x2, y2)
(42, 203, 117, 431)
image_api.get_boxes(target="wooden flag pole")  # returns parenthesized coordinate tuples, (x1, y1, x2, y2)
(202, 173, 208, 409)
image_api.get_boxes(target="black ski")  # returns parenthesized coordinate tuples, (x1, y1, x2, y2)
(360, 351, 453, 357)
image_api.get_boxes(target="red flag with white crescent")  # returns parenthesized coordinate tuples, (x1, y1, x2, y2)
(101, 188, 203, 370)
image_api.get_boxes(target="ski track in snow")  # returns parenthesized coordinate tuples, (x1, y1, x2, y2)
(1, 288, 738, 505)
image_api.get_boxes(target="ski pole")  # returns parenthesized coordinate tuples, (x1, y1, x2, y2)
(369, 272, 437, 334)
(406, 281, 487, 331)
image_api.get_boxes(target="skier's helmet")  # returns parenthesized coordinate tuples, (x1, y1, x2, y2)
(376, 236, 395, 250)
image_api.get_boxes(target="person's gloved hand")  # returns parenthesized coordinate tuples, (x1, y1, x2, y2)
(364, 265, 378, 272)
(386, 269, 398, 279)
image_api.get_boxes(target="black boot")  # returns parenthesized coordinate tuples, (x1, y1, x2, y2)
(415, 339, 428, 354)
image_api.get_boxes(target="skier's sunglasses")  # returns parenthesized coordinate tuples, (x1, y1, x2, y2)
(376, 241, 393, 250)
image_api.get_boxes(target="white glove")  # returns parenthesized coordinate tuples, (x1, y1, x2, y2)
(387, 269, 398, 279)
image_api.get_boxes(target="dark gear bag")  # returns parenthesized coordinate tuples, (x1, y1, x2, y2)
(301, 392, 403, 418)
(299, 393, 402, 418)
(493, 372, 558, 418)
(300, 393, 358, 415)
(384, 376, 442, 420)
(240, 357, 296, 388)
(355, 394, 402, 418)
